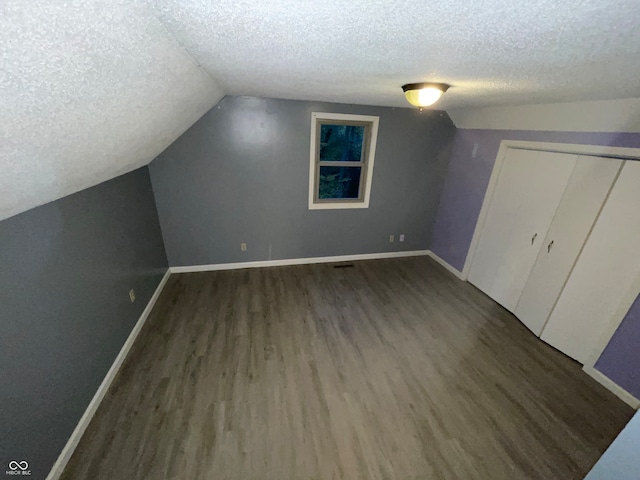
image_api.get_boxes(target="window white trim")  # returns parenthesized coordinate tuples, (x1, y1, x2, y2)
(308, 112, 379, 210)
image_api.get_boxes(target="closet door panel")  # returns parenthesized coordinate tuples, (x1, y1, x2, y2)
(515, 156, 623, 335)
(469, 149, 577, 311)
(541, 160, 640, 364)
(467, 148, 532, 296)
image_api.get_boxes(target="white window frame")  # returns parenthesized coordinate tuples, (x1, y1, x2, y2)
(308, 112, 379, 210)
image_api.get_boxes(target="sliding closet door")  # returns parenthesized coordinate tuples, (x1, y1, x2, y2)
(541, 160, 640, 364)
(515, 155, 623, 335)
(468, 149, 577, 311)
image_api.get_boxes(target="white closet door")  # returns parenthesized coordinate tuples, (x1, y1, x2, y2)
(468, 149, 577, 311)
(541, 160, 640, 364)
(515, 155, 623, 335)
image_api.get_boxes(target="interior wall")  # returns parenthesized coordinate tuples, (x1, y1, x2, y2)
(585, 411, 640, 479)
(0, 167, 168, 478)
(149, 96, 456, 266)
(448, 97, 640, 133)
(429, 127, 640, 399)
(596, 295, 640, 399)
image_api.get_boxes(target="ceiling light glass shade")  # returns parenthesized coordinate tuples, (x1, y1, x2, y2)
(402, 83, 450, 107)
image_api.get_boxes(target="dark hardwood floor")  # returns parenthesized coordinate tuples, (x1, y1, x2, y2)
(61, 257, 633, 479)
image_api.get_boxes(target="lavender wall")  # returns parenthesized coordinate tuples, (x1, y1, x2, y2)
(430, 128, 640, 397)
(596, 295, 640, 398)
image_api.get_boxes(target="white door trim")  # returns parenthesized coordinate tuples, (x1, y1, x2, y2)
(461, 140, 510, 281)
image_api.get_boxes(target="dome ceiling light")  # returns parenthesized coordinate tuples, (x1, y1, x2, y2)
(402, 83, 450, 108)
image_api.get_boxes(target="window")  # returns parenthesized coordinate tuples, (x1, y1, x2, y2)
(308, 112, 379, 209)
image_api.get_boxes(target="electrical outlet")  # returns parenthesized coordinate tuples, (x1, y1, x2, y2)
(129, 289, 136, 303)
(241, 243, 247, 251)
(399, 234, 405, 242)
(389, 235, 395, 243)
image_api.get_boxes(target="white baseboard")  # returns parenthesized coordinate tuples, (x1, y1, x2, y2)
(583, 366, 640, 410)
(46, 268, 172, 480)
(170, 250, 430, 273)
(426, 251, 465, 280)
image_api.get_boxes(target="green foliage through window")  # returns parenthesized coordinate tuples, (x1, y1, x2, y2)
(319, 124, 365, 162)
(319, 166, 361, 199)
(311, 113, 378, 206)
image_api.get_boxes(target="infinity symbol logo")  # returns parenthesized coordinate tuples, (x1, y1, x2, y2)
(8, 461, 28, 471)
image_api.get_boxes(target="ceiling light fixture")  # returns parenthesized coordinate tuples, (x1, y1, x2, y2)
(402, 83, 450, 108)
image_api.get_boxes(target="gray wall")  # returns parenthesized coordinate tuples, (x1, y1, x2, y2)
(0, 167, 167, 479)
(150, 96, 456, 266)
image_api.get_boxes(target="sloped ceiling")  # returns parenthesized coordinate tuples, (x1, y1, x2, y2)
(3, 0, 640, 220)
(0, 1, 223, 221)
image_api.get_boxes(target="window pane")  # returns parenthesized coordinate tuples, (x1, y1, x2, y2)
(319, 124, 365, 162)
(318, 166, 362, 199)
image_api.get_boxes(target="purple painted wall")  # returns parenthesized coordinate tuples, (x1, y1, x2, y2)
(430, 128, 640, 397)
(596, 295, 640, 398)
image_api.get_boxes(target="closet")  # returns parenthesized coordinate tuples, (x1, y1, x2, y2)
(541, 160, 640, 363)
(467, 150, 579, 312)
(467, 146, 635, 364)
(514, 155, 622, 335)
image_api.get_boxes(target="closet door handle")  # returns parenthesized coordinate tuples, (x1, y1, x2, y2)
(531, 233, 538, 245)
(547, 240, 554, 253)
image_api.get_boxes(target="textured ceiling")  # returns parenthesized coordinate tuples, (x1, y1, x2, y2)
(3, 0, 640, 220)
(152, 0, 640, 109)
(0, 1, 223, 221)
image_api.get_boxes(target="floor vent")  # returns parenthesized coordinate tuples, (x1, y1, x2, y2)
(333, 264, 354, 269)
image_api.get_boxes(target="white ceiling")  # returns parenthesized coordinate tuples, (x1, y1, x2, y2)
(152, 0, 640, 109)
(2, 0, 640, 220)
(0, 1, 223, 221)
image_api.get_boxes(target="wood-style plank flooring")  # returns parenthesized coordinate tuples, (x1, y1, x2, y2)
(62, 257, 633, 479)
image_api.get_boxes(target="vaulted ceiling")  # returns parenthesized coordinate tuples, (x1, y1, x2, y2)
(2, 0, 640, 221)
